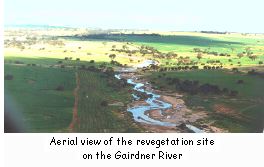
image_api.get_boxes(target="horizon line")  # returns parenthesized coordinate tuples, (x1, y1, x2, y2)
(4, 24, 264, 34)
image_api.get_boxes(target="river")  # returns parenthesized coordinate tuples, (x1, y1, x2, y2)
(115, 73, 204, 133)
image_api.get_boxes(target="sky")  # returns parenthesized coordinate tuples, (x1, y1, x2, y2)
(4, 0, 264, 33)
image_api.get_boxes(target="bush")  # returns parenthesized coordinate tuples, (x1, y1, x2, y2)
(237, 80, 244, 84)
(90, 60, 95, 63)
(230, 90, 238, 97)
(100, 100, 108, 107)
(14, 61, 24, 64)
(5, 74, 14, 80)
(55, 85, 64, 91)
(232, 68, 239, 72)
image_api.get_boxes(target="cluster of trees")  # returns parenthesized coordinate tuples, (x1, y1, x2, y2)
(200, 31, 227, 34)
(4, 39, 27, 50)
(237, 47, 258, 61)
(64, 57, 73, 60)
(4, 36, 65, 50)
(203, 66, 223, 70)
(110, 60, 122, 67)
(164, 77, 238, 96)
(193, 48, 230, 57)
(158, 66, 199, 72)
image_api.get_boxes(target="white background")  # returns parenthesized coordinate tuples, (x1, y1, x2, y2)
(3, 133, 264, 167)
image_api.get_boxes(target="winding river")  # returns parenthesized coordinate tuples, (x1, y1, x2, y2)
(115, 73, 204, 133)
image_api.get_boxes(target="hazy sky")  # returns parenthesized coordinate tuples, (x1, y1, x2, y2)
(4, 0, 264, 33)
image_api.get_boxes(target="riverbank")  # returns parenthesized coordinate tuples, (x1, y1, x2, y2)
(118, 72, 214, 133)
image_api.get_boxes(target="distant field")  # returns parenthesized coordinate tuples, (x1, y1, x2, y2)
(145, 70, 264, 132)
(75, 33, 264, 68)
(5, 31, 264, 69)
(100, 32, 264, 53)
(4, 39, 142, 66)
(4, 64, 75, 132)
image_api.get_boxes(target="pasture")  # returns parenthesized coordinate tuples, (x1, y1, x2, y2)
(4, 64, 75, 132)
(145, 70, 264, 132)
(76, 70, 140, 132)
(4, 27, 264, 132)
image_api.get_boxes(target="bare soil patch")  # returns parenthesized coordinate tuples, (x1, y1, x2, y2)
(69, 72, 80, 132)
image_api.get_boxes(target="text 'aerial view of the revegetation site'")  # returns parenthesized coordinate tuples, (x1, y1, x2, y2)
(4, 0, 264, 133)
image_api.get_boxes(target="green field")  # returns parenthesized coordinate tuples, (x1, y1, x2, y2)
(145, 70, 264, 132)
(76, 70, 140, 132)
(4, 60, 141, 132)
(5, 64, 75, 132)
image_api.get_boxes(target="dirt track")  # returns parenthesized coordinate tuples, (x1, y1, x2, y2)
(69, 72, 80, 132)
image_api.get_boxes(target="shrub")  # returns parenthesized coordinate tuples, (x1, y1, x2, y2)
(232, 68, 239, 72)
(230, 90, 238, 97)
(55, 85, 64, 91)
(237, 80, 244, 84)
(5, 74, 14, 80)
(100, 100, 108, 107)
(14, 60, 24, 64)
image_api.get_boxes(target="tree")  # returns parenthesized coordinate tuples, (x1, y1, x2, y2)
(249, 55, 257, 61)
(197, 52, 202, 60)
(237, 53, 244, 59)
(122, 45, 128, 50)
(109, 54, 116, 60)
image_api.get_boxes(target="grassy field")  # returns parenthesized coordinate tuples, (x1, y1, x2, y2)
(4, 64, 76, 132)
(76, 70, 140, 132)
(145, 70, 264, 132)
(75, 32, 264, 67)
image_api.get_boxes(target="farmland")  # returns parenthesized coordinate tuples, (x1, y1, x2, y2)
(145, 70, 264, 132)
(4, 27, 264, 132)
(4, 64, 75, 132)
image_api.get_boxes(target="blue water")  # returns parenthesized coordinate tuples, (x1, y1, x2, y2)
(135, 60, 157, 68)
(114, 74, 204, 133)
